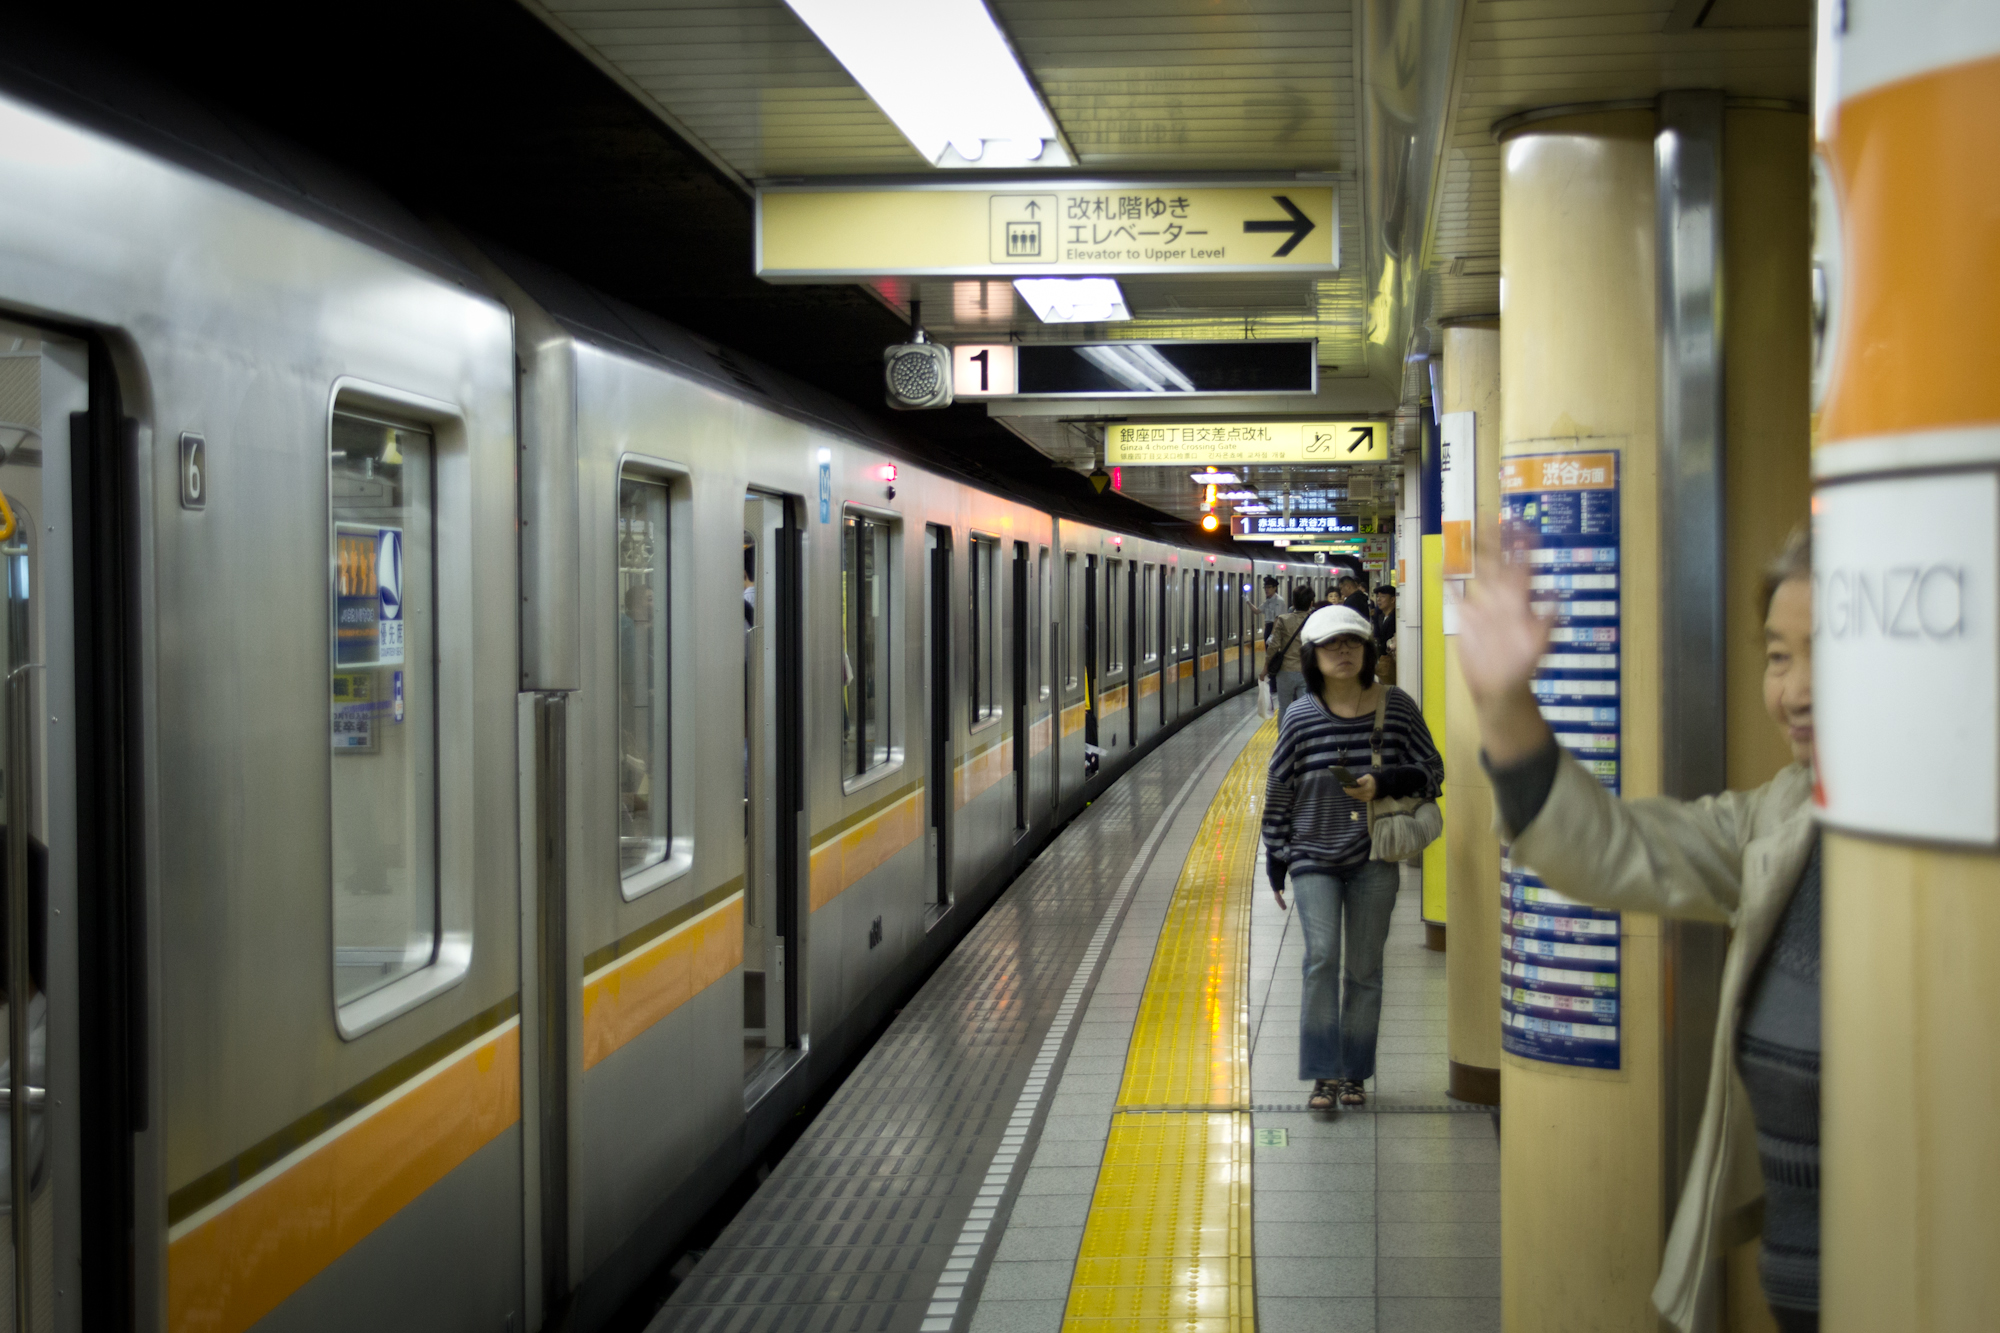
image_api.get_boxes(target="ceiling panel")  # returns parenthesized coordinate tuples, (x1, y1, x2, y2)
(1423, 0, 1810, 327)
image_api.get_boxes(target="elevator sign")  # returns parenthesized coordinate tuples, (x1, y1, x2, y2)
(755, 183, 1336, 278)
(1499, 450, 1624, 1071)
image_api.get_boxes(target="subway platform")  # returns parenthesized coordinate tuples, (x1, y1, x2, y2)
(650, 697, 1498, 1333)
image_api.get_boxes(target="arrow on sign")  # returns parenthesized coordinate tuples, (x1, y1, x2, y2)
(1347, 426, 1373, 453)
(1024, 200, 1040, 215)
(1243, 195, 1316, 257)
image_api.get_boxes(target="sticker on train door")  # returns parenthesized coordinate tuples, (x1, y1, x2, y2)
(376, 527, 404, 664)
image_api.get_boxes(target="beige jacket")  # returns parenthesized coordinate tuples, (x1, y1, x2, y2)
(1507, 754, 1816, 1333)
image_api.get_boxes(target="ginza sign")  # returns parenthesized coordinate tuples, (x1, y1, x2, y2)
(1814, 468, 1999, 845)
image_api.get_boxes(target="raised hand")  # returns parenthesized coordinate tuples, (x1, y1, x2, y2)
(1456, 530, 1550, 704)
(1453, 527, 1556, 766)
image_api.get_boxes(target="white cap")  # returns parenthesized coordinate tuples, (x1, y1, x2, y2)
(1301, 605, 1373, 647)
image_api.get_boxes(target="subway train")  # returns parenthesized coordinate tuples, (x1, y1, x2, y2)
(0, 64, 1348, 1333)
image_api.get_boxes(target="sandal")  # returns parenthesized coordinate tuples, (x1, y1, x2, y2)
(1307, 1079, 1339, 1111)
(1338, 1079, 1367, 1108)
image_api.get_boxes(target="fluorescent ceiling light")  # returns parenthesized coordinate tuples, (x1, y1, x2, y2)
(1218, 489, 1259, 500)
(1189, 471, 1240, 484)
(1233, 504, 1271, 515)
(783, 0, 1070, 168)
(1014, 278, 1131, 325)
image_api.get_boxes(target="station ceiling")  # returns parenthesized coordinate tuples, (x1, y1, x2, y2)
(22, 0, 1809, 544)
(527, 0, 1811, 532)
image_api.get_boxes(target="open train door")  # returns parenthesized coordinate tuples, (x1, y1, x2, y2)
(742, 493, 804, 1092)
(0, 319, 133, 1331)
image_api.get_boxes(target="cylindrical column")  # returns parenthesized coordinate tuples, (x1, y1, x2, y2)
(1816, 11, 2000, 1330)
(1497, 100, 1811, 1333)
(1441, 319, 1503, 1105)
(1498, 110, 1666, 1332)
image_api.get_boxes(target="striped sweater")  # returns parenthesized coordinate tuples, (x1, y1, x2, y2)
(1263, 686, 1443, 874)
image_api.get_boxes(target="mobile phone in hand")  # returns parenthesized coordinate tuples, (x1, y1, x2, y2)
(1330, 765, 1361, 787)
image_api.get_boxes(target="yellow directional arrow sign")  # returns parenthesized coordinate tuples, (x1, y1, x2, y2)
(1106, 420, 1387, 466)
(756, 183, 1337, 279)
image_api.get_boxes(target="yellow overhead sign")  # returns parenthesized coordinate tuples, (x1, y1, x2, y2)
(756, 184, 1337, 278)
(1106, 421, 1387, 466)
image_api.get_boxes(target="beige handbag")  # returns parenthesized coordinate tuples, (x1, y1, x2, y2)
(1365, 689, 1442, 862)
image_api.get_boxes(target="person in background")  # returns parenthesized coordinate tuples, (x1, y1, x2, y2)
(1262, 585, 1316, 712)
(1264, 605, 1443, 1111)
(1458, 527, 1818, 1333)
(1372, 583, 1398, 685)
(1259, 576, 1286, 641)
(1338, 574, 1372, 618)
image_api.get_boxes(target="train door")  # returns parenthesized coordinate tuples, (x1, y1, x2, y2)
(1082, 555, 1098, 761)
(1036, 546, 1052, 821)
(923, 526, 952, 911)
(742, 494, 803, 1081)
(0, 322, 93, 1330)
(1157, 566, 1169, 726)
(1011, 543, 1028, 833)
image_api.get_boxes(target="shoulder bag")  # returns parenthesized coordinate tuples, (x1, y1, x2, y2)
(1366, 688, 1443, 862)
(1262, 615, 1306, 683)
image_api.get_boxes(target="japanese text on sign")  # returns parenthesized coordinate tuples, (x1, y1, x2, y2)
(1498, 451, 1624, 1070)
(1106, 420, 1385, 466)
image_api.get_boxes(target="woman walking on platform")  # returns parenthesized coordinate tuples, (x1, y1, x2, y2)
(1264, 605, 1443, 1111)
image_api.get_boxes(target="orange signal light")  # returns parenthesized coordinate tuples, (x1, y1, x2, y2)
(1200, 513, 1220, 532)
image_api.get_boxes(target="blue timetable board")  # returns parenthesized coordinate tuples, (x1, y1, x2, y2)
(1498, 450, 1622, 1070)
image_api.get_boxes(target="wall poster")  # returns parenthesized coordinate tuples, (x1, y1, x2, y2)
(1498, 450, 1623, 1070)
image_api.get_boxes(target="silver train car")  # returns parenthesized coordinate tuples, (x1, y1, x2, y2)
(0, 64, 1341, 1333)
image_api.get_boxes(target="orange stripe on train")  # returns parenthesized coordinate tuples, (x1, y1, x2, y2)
(582, 898, 743, 1070)
(167, 1023, 520, 1333)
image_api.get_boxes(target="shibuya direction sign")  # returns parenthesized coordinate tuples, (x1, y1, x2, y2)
(756, 183, 1336, 278)
(1106, 420, 1386, 466)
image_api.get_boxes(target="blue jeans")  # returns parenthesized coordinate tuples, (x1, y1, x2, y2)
(1273, 669, 1308, 712)
(1292, 861, 1400, 1081)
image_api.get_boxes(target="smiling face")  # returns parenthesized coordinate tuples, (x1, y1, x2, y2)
(1763, 576, 1814, 765)
(1315, 634, 1368, 682)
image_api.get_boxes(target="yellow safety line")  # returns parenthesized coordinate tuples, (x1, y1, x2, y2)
(1062, 716, 1277, 1333)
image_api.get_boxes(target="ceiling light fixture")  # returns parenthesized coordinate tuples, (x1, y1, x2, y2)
(1013, 278, 1131, 324)
(1189, 470, 1240, 485)
(782, 0, 1071, 168)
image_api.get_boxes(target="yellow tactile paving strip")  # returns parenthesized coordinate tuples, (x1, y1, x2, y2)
(1062, 716, 1277, 1333)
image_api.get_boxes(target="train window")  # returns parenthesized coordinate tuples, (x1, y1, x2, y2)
(1036, 547, 1050, 700)
(969, 534, 1000, 728)
(329, 412, 437, 1008)
(617, 471, 673, 880)
(1140, 563, 1158, 663)
(1204, 573, 1218, 647)
(1105, 559, 1126, 673)
(1168, 568, 1184, 652)
(1062, 553, 1081, 690)
(843, 511, 896, 779)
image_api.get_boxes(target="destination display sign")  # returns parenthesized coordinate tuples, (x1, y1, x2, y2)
(1106, 420, 1387, 466)
(756, 183, 1337, 278)
(1232, 514, 1360, 538)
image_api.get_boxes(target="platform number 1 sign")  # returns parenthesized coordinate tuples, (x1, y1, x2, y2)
(952, 344, 1018, 398)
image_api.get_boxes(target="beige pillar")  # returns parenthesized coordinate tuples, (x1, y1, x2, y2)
(1816, 12, 2000, 1329)
(1441, 319, 1503, 1106)
(1496, 102, 1812, 1332)
(1498, 110, 1667, 1333)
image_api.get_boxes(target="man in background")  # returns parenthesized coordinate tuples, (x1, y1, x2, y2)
(1259, 576, 1286, 641)
(1372, 583, 1398, 685)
